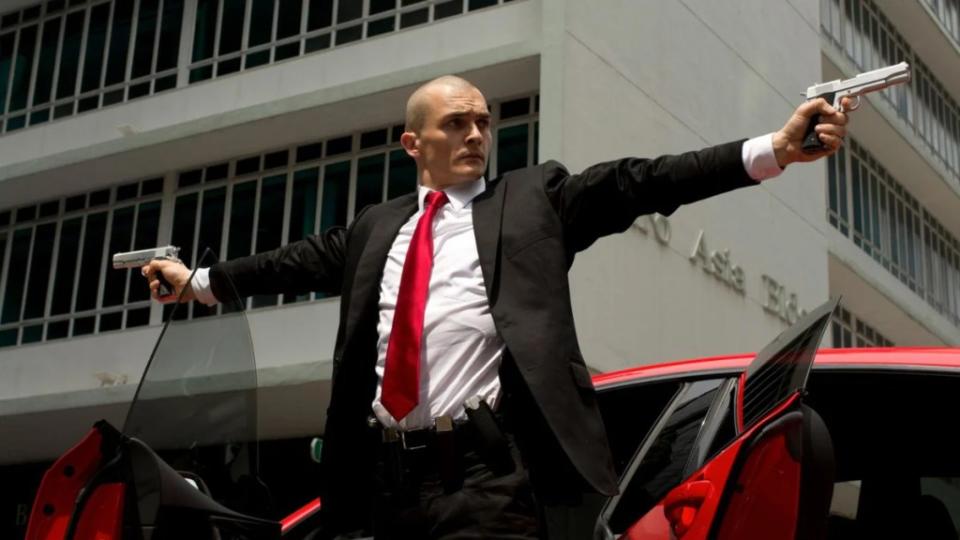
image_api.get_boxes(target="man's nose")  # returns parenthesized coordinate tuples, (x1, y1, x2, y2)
(465, 122, 483, 144)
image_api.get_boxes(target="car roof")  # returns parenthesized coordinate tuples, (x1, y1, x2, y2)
(593, 347, 960, 388)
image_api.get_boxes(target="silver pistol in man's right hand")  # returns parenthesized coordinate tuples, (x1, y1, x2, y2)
(802, 61, 911, 153)
(113, 246, 181, 297)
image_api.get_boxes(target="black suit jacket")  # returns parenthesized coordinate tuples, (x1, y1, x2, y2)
(208, 139, 757, 533)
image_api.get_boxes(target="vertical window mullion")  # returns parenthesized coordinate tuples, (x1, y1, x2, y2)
(150, 0, 164, 75)
(346, 141, 358, 222)
(124, 0, 141, 88)
(47, 15, 67, 109)
(0, 231, 10, 323)
(41, 219, 63, 323)
(23, 23, 42, 118)
(69, 215, 88, 316)
(16, 226, 37, 324)
(241, 0, 252, 51)
(177, 0, 197, 86)
(271, 0, 279, 60)
(95, 204, 116, 314)
(281, 164, 294, 246)
(97, 0, 116, 92)
(3, 30, 21, 121)
(209, 0, 223, 61)
(72, 5, 90, 100)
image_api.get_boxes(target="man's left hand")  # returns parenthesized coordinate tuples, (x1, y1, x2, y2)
(773, 97, 852, 168)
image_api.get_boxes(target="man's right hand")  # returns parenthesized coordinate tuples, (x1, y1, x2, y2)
(142, 259, 195, 303)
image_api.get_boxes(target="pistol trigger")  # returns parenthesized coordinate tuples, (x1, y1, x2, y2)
(847, 95, 861, 112)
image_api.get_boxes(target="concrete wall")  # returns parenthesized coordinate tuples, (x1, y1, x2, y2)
(543, 0, 832, 370)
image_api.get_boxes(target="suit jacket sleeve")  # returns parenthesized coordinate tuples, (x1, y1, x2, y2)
(207, 220, 353, 302)
(543, 139, 757, 253)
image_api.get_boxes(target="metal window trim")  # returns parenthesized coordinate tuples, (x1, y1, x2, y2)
(2, 26, 22, 123)
(96, 0, 115, 95)
(14, 226, 37, 329)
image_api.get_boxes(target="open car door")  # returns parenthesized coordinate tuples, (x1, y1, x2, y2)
(24, 250, 281, 540)
(603, 298, 839, 540)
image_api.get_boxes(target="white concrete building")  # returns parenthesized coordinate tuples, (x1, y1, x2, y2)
(1, 0, 958, 534)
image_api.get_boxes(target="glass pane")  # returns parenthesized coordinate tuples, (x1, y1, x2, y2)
(307, 0, 332, 30)
(131, 0, 160, 78)
(371, 0, 396, 14)
(288, 168, 318, 242)
(0, 32, 15, 114)
(81, 3, 110, 92)
(435, 0, 462, 19)
(227, 180, 256, 259)
(156, 0, 184, 71)
(102, 206, 135, 307)
(9, 25, 38, 112)
(56, 11, 84, 99)
(321, 160, 349, 231)
(127, 200, 161, 302)
(23, 222, 56, 320)
(497, 124, 529, 175)
(387, 148, 416, 199)
(192, 0, 219, 62)
(337, 0, 362, 22)
(277, 0, 301, 39)
(0, 328, 17, 347)
(171, 193, 198, 266)
(51, 217, 82, 315)
(355, 154, 385, 213)
(105, 0, 135, 86)
(47, 319, 69, 339)
(399, 8, 427, 28)
(1, 228, 32, 324)
(469, 0, 497, 9)
(32, 17, 61, 106)
(218, 0, 245, 55)
(99, 310, 122, 331)
(248, 0, 273, 47)
(75, 213, 107, 311)
(197, 186, 226, 258)
(608, 379, 722, 533)
(252, 173, 287, 308)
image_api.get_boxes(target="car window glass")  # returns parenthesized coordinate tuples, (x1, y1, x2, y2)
(607, 378, 723, 534)
(806, 370, 960, 539)
(596, 380, 681, 478)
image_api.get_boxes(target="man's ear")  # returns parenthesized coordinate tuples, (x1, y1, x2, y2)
(400, 132, 419, 159)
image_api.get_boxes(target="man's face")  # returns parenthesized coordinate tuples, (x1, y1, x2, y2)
(407, 86, 491, 188)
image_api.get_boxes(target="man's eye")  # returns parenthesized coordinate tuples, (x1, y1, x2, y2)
(448, 119, 462, 128)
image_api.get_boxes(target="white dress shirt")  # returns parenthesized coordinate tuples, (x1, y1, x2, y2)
(190, 134, 782, 430)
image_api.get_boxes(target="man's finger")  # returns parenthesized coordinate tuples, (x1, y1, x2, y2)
(818, 133, 843, 150)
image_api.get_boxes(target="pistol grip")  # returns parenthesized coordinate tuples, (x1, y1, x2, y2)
(156, 272, 174, 298)
(801, 92, 835, 155)
(801, 113, 828, 154)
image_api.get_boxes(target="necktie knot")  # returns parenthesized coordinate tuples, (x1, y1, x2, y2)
(425, 190, 448, 212)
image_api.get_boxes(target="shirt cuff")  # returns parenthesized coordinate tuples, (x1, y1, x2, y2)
(190, 267, 219, 306)
(742, 133, 783, 181)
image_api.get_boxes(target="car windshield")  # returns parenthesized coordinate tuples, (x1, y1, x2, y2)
(121, 249, 264, 514)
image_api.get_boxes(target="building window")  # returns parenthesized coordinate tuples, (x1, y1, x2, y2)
(0, 0, 184, 134)
(827, 138, 960, 329)
(831, 306, 894, 348)
(185, 0, 519, 84)
(0, 177, 164, 347)
(924, 0, 960, 51)
(820, 0, 960, 184)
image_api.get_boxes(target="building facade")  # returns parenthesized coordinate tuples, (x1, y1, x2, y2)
(1, 0, 958, 535)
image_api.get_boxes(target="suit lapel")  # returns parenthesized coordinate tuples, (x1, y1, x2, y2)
(472, 177, 506, 302)
(347, 197, 418, 336)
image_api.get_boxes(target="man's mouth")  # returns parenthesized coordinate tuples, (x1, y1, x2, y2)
(460, 154, 484, 161)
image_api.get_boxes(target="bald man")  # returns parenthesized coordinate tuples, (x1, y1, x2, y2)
(144, 76, 849, 538)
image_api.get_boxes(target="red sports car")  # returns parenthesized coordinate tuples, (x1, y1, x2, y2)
(24, 280, 960, 539)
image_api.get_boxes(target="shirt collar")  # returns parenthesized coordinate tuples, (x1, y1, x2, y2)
(417, 176, 486, 211)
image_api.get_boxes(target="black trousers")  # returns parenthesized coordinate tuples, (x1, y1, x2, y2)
(371, 432, 539, 540)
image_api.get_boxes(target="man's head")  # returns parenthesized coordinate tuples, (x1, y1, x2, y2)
(401, 76, 491, 190)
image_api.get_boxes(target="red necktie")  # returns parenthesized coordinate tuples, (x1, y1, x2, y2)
(382, 190, 449, 421)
